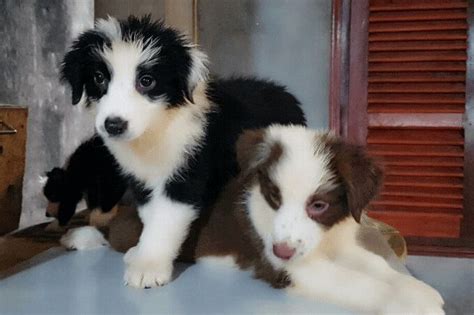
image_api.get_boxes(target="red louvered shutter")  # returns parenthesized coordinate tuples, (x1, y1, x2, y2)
(364, 0, 468, 238)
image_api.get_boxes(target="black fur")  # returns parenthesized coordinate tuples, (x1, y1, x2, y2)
(165, 77, 307, 210)
(43, 135, 128, 225)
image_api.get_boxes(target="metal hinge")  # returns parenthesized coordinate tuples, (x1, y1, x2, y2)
(0, 120, 17, 135)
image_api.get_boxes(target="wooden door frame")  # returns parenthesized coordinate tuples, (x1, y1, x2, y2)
(330, 0, 369, 146)
(329, 0, 474, 257)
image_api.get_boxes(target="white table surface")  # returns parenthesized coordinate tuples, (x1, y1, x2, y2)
(0, 248, 353, 315)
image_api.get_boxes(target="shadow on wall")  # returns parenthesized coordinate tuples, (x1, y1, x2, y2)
(0, 0, 95, 229)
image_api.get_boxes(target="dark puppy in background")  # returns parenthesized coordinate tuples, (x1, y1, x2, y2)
(60, 15, 306, 288)
(42, 135, 128, 227)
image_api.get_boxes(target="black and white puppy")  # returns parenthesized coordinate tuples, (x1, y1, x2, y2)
(42, 135, 127, 226)
(60, 16, 306, 288)
(190, 125, 444, 314)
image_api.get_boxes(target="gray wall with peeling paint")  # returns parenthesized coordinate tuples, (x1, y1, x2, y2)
(198, 0, 332, 129)
(0, 0, 95, 228)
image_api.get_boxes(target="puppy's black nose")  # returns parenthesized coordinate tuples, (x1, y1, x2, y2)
(104, 117, 128, 136)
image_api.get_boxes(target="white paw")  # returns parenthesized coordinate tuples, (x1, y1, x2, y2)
(60, 227, 109, 250)
(123, 246, 173, 289)
(381, 276, 445, 315)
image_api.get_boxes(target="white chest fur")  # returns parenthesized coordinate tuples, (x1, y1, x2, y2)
(105, 85, 211, 188)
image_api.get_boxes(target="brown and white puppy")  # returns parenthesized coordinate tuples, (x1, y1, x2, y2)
(67, 125, 444, 314)
(189, 125, 444, 314)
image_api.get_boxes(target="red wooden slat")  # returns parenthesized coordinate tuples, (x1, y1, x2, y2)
(369, 41, 467, 52)
(370, 9, 467, 22)
(369, 30, 467, 42)
(369, 144, 464, 157)
(366, 211, 462, 238)
(378, 156, 464, 167)
(369, 61, 466, 72)
(367, 128, 464, 145)
(371, 199, 462, 210)
(368, 113, 463, 128)
(384, 165, 464, 177)
(376, 194, 462, 206)
(368, 93, 465, 104)
(368, 103, 465, 113)
(370, 205, 460, 215)
(381, 184, 463, 197)
(369, 51, 466, 62)
(383, 175, 463, 187)
(380, 190, 463, 200)
(369, 73, 465, 83)
(369, 83, 465, 93)
(370, 21, 467, 33)
(370, 0, 468, 12)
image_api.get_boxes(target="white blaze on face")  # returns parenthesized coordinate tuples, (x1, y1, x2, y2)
(247, 126, 337, 268)
(95, 37, 164, 141)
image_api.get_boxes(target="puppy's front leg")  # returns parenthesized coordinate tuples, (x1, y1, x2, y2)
(123, 194, 196, 288)
(287, 258, 393, 313)
(336, 246, 445, 314)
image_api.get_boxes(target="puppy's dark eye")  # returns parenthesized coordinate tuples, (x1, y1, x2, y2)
(94, 71, 106, 86)
(138, 75, 156, 91)
(306, 200, 329, 220)
(312, 201, 329, 212)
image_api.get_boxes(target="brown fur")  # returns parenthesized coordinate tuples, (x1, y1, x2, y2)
(187, 177, 290, 288)
(107, 206, 142, 253)
(257, 144, 283, 210)
(89, 206, 119, 228)
(306, 186, 348, 227)
(183, 129, 289, 287)
(324, 137, 383, 222)
(46, 202, 59, 217)
(235, 129, 284, 210)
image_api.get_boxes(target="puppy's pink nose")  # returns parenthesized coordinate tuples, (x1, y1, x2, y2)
(272, 243, 296, 260)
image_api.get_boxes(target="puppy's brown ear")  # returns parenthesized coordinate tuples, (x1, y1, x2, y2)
(236, 129, 266, 174)
(329, 140, 383, 222)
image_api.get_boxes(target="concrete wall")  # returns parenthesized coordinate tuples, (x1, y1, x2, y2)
(95, 0, 165, 21)
(198, 0, 332, 128)
(0, 0, 94, 228)
(95, 0, 193, 39)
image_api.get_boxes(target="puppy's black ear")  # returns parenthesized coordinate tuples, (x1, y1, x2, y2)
(61, 31, 108, 105)
(329, 139, 383, 222)
(61, 48, 85, 105)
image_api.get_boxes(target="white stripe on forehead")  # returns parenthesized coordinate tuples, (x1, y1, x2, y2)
(101, 39, 161, 75)
(96, 16, 122, 41)
(96, 17, 161, 77)
(265, 125, 337, 201)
